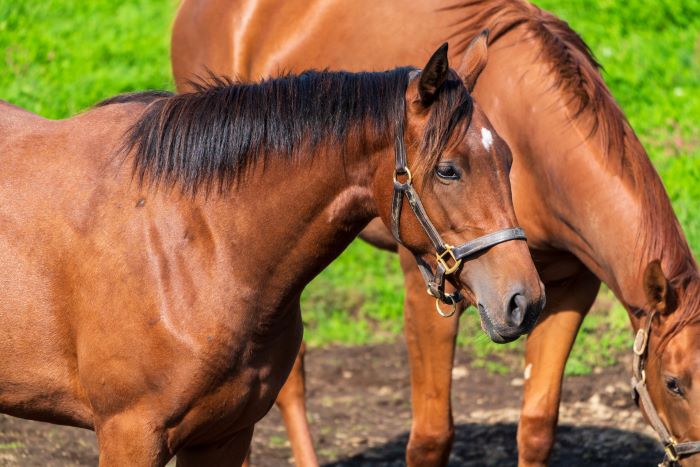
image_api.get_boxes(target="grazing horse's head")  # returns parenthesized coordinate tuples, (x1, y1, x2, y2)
(372, 33, 545, 342)
(637, 260, 700, 466)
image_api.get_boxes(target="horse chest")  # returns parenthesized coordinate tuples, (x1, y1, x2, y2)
(169, 340, 302, 447)
(163, 312, 304, 447)
(530, 249, 586, 285)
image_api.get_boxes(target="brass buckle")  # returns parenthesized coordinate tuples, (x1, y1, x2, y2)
(436, 244, 462, 275)
(665, 438, 679, 463)
(393, 167, 412, 185)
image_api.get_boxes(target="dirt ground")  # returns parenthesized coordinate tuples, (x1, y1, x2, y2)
(0, 343, 662, 466)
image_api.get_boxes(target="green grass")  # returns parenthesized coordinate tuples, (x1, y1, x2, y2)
(0, 1, 174, 117)
(0, 442, 23, 450)
(301, 241, 404, 346)
(1, 0, 698, 373)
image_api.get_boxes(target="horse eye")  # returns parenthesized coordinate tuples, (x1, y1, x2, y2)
(435, 164, 460, 180)
(665, 376, 684, 397)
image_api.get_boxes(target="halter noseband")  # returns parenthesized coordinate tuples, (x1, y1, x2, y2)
(631, 311, 700, 466)
(390, 111, 526, 318)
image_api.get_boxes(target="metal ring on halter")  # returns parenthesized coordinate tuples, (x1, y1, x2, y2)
(435, 295, 458, 317)
(393, 167, 412, 185)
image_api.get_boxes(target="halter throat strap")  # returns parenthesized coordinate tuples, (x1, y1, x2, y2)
(631, 311, 700, 465)
(389, 111, 526, 316)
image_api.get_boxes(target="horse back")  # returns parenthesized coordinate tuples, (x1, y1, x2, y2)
(0, 100, 46, 134)
(0, 99, 149, 181)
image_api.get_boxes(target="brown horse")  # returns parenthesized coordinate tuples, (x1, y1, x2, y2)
(0, 43, 545, 466)
(172, 0, 700, 466)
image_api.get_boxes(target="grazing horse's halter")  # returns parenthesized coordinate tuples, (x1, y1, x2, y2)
(390, 113, 526, 318)
(631, 311, 700, 466)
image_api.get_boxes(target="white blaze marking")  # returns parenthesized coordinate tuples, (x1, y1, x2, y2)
(481, 127, 493, 151)
(524, 363, 533, 380)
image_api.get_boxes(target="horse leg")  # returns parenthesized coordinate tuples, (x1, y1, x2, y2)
(242, 446, 251, 467)
(176, 426, 254, 467)
(517, 269, 600, 466)
(274, 341, 318, 467)
(400, 247, 460, 467)
(96, 413, 169, 467)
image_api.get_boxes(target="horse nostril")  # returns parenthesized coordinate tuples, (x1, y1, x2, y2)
(508, 293, 527, 327)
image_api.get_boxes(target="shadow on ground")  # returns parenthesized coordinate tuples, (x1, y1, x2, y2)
(323, 423, 662, 467)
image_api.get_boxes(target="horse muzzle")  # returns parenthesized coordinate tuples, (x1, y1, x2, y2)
(475, 283, 545, 343)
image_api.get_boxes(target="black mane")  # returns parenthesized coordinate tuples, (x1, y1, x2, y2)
(106, 68, 472, 194)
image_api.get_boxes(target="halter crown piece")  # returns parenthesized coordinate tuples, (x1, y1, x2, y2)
(389, 104, 527, 318)
(631, 311, 700, 466)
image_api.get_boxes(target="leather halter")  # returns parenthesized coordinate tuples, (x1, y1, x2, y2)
(390, 110, 526, 317)
(631, 311, 700, 466)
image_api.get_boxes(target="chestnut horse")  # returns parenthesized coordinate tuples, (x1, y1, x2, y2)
(172, 0, 700, 466)
(0, 44, 545, 466)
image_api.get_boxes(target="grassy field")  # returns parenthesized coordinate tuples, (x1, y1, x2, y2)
(1, 0, 698, 375)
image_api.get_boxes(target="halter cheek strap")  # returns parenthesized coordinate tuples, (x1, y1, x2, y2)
(390, 112, 527, 317)
(631, 311, 700, 466)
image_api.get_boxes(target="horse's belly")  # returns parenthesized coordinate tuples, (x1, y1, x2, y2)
(0, 251, 91, 427)
(0, 347, 91, 428)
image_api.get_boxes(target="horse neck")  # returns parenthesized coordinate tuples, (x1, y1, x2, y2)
(484, 41, 696, 313)
(227, 141, 383, 308)
(544, 126, 689, 310)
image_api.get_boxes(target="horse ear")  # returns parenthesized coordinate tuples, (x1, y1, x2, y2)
(418, 43, 449, 106)
(644, 260, 671, 314)
(458, 29, 489, 92)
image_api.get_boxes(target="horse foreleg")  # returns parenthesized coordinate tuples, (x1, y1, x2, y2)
(241, 342, 315, 467)
(96, 412, 170, 467)
(517, 269, 600, 466)
(176, 426, 254, 467)
(400, 247, 461, 467)
(275, 341, 318, 467)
